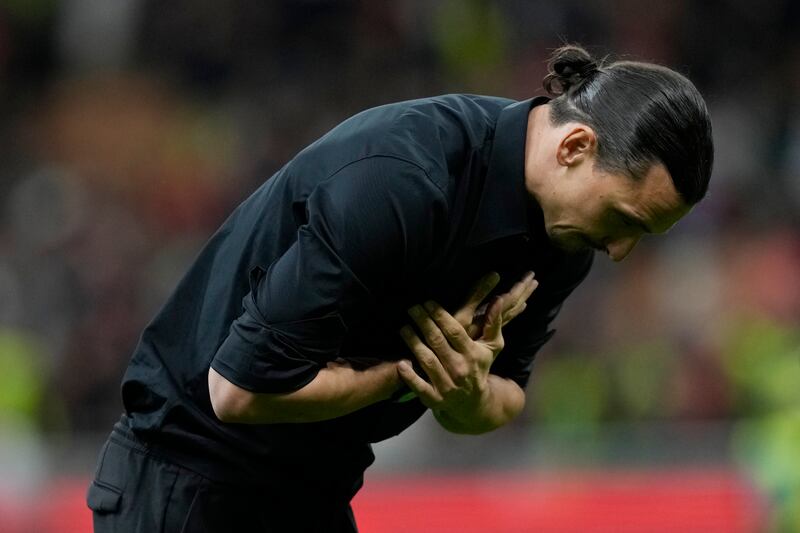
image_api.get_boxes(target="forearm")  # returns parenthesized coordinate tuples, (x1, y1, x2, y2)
(432, 374, 525, 435)
(209, 361, 402, 424)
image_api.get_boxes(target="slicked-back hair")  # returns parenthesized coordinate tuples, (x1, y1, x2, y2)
(543, 45, 713, 205)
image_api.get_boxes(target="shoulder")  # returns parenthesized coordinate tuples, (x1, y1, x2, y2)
(282, 95, 519, 208)
(310, 155, 449, 216)
(299, 94, 514, 169)
(389, 94, 517, 123)
(383, 95, 518, 186)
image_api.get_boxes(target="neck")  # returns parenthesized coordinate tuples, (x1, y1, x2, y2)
(523, 103, 551, 206)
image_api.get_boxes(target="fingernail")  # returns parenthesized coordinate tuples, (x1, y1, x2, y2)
(423, 301, 436, 313)
(399, 326, 412, 338)
(408, 306, 424, 318)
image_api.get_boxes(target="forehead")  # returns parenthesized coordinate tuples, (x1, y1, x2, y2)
(619, 163, 691, 233)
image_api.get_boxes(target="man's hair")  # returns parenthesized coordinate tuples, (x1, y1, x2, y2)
(542, 44, 714, 205)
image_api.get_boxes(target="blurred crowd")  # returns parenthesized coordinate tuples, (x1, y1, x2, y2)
(0, 0, 798, 527)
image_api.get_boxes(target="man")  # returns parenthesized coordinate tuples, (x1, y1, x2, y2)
(87, 45, 713, 531)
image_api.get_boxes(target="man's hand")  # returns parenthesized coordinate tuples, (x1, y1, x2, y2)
(452, 272, 500, 339)
(452, 271, 538, 338)
(396, 272, 537, 429)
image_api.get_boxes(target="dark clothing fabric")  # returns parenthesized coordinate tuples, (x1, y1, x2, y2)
(88, 418, 358, 532)
(115, 94, 593, 486)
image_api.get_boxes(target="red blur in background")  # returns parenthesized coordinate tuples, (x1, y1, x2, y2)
(0, 469, 765, 533)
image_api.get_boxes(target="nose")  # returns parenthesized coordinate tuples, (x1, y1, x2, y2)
(605, 236, 641, 262)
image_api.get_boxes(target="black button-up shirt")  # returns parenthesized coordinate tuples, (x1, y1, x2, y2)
(121, 94, 593, 485)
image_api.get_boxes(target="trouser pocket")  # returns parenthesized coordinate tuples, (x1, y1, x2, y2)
(86, 434, 181, 533)
(86, 480, 122, 514)
(86, 439, 123, 515)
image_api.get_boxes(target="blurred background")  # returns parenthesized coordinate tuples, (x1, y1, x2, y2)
(0, 0, 798, 531)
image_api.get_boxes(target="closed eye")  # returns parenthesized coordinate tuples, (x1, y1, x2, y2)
(619, 211, 651, 233)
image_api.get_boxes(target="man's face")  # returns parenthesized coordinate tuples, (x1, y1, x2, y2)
(541, 161, 691, 261)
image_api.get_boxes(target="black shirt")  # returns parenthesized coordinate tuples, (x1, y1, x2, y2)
(120, 94, 593, 486)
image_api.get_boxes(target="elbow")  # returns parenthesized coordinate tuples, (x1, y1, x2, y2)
(208, 367, 252, 423)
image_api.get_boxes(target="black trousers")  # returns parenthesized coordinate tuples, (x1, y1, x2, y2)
(87, 426, 358, 532)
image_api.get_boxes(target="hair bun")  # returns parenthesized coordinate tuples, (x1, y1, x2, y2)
(543, 45, 600, 96)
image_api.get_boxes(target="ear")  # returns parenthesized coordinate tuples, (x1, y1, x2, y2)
(555, 125, 598, 167)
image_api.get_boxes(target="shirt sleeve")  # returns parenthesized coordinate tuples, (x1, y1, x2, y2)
(210, 156, 448, 393)
(489, 252, 594, 389)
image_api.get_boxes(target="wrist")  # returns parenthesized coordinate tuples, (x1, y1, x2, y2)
(433, 378, 496, 434)
(367, 361, 405, 401)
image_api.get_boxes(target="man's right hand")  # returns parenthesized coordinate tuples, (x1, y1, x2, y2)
(454, 271, 538, 339)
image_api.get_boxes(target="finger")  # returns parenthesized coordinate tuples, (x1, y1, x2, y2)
(504, 279, 538, 321)
(407, 305, 460, 360)
(456, 272, 500, 317)
(465, 322, 482, 339)
(504, 302, 527, 323)
(507, 297, 528, 316)
(397, 360, 441, 407)
(499, 273, 536, 316)
(518, 276, 538, 304)
(483, 296, 503, 340)
(422, 300, 472, 353)
(495, 274, 529, 313)
(399, 324, 453, 392)
(506, 271, 535, 303)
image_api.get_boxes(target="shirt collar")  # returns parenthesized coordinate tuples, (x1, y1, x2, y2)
(466, 96, 550, 247)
